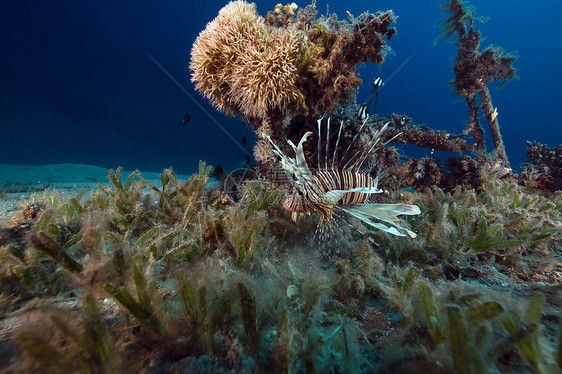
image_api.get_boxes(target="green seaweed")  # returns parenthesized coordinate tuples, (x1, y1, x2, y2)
(238, 282, 257, 340)
(392, 265, 421, 298)
(83, 293, 111, 365)
(243, 180, 281, 215)
(556, 308, 562, 369)
(398, 174, 561, 265)
(416, 282, 446, 343)
(448, 305, 484, 374)
(13, 265, 38, 292)
(15, 327, 76, 372)
(177, 271, 200, 326)
(27, 231, 82, 273)
(103, 282, 165, 337)
(504, 293, 545, 373)
(1, 157, 558, 373)
(0, 189, 9, 201)
(465, 302, 504, 325)
(13, 294, 112, 372)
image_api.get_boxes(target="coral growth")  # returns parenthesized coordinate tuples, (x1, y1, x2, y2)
(443, 155, 482, 190)
(380, 154, 483, 193)
(190, 1, 396, 145)
(394, 157, 446, 192)
(520, 141, 562, 192)
(372, 112, 473, 153)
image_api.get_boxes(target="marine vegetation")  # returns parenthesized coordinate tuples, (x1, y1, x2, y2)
(0, 163, 559, 373)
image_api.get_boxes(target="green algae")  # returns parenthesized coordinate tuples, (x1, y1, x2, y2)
(27, 231, 82, 273)
(0, 163, 559, 373)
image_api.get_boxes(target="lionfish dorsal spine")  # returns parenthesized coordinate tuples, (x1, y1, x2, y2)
(262, 132, 308, 184)
(352, 121, 390, 173)
(324, 116, 331, 170)
(317, 117, 322, 171)
(295, 131, 313, 182)
(340, 116, 370, 171)
(263, 133, 292, 169)
(332, 120, 344, 170)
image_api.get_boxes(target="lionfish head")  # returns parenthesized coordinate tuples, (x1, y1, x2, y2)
(282, 188, 301, 211)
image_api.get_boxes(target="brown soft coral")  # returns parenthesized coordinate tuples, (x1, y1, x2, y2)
(190, 1, 264, 116)
(190, 1, 396, 141)
(519, 141, 562, 192)
(229, 29, 304, 119)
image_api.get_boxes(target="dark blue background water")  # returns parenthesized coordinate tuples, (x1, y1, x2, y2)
(1, 0, 560, 175)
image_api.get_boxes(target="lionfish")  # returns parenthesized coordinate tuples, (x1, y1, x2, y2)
(263, 116, 420, 240)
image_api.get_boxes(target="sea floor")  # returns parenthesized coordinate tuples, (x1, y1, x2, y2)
(0, 163, 193, 221)
(0, 163, 560, 373)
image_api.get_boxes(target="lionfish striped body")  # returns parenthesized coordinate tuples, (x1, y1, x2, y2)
(264, 116, 420, 240)
(283, 170, 377, 228)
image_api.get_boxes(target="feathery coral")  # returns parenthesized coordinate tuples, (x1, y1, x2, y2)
(190, 1, 306, 120)
(190, 1, 264, 116)
(229, 30, 303, 119)
(190, 1, 396, 131)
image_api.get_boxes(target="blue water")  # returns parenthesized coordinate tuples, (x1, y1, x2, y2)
(1, 0, 560, 175)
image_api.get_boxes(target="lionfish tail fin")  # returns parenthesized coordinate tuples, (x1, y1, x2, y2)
(340, 203, 420, 238)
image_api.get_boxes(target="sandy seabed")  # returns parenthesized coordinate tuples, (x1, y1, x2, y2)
(0, 163, 191, 223)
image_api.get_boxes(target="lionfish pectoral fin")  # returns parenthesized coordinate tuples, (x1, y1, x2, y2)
(348, 208, 412, 238)
(340, 203, 420, 238)
(360, 203, 421, 224)
(324, 186, 383, 205)
(405, 229, 418, 238)
(348, 210, 406, 237)
(372, 203, 421, 216)
(315, 216, 337, 242)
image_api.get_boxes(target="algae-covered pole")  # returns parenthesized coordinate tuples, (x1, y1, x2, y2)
(480, 86, 507, 162)
(467, 97, 484, 152)
(436, 0, 517, 166)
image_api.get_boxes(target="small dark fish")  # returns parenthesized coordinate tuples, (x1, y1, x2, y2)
(211, 164, 223, 179)
(357, 104, 369, 121)
(400, 115, 407, 125)
(365, 77, 384, 116)
(242, 136, 247, 145)
(245, 154, 250, 165)
(183, 113, 190, 125)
